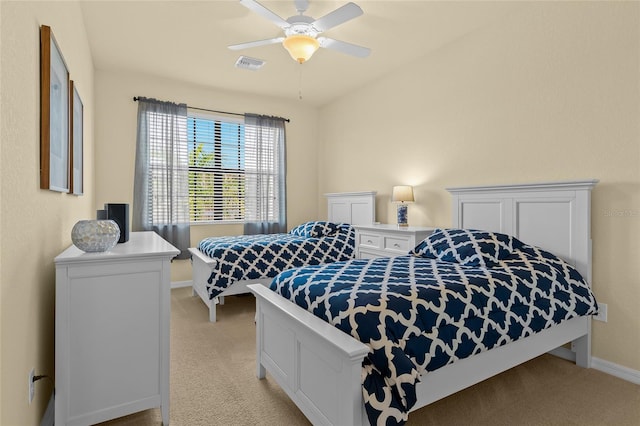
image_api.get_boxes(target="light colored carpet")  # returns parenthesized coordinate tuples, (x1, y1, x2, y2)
(101, 287, 640, 425)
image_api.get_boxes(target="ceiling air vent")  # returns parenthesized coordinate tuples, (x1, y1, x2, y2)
(235, 56, 265, 71)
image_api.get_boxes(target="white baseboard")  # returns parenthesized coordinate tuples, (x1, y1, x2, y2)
(41, 392, 54, 426)
(548, 347, 640, 385)
(171, 280, 192, 289)
(592, 356, 640, 385)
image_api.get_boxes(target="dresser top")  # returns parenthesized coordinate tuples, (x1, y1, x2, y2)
(55, 231, 180, 264)
(353, 224, 436, 233)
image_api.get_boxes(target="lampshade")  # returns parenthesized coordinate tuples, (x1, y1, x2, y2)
(283, 35, 320, 64)
(391, 185, 414, 203)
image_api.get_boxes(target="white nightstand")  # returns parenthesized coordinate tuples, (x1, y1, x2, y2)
(353, 224, 435, 259)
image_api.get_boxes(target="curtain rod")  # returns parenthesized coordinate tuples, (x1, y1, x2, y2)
(132, 97, 290, 123)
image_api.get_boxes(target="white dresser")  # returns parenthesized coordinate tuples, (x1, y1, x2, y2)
(54, 231, 179, 426)
(353, 224, 435, 259)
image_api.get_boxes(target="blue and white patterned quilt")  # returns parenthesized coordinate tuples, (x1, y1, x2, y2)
(269, 229, 598, 425)
(197, 222, 354, 300)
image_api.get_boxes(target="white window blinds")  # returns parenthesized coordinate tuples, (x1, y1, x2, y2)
(187, 112, 283, 224)
(188, 113, 245, 222)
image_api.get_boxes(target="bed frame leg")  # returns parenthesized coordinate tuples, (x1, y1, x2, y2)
(257, 363, 266, 380)
(209, 304, 217, 323)
(161, 403, 169, 426)
(255, 300, 266, 379)
(192, 286, 197, 297)
(572, 333, 591, 368)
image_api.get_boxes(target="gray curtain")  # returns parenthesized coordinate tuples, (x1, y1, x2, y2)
(133, 97, 191, 259)
(243, 114, 287, 235)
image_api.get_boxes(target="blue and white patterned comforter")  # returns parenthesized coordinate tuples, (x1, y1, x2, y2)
(269, 232, 597, 425)
(197, 222, 354, 300)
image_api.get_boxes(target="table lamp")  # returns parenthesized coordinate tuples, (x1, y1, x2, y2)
(391, 185, 414, 227)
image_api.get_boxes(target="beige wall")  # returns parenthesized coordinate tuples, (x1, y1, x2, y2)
(0, 1, 95, 424)
(94, 69, 319, 282)
(318, 2, 640, 371)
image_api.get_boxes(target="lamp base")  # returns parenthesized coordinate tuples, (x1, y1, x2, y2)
(397, 203, 408, 227)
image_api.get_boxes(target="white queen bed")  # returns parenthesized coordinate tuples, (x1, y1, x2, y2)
(248, 179, 598, 425)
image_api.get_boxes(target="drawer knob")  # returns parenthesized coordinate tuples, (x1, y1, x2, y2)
(393, 243, 400, 248)
(367, 239, 373, 244)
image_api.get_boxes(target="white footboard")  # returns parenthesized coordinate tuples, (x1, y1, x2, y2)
(249, 284, 370, 426)
(189, 248, 216, 320)
(248, 283, 592, 426)
(190, 248, 270, 322)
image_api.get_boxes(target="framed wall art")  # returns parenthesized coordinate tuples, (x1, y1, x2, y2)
(70, 81, 83, 195)
(40, 25, 70, 192)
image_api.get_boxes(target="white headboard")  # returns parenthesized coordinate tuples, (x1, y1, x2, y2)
(447, 180, 598, 283)
(325, 191, 376, 225)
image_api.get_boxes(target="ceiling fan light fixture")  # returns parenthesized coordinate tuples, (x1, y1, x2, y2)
(283, 34, 319, 63)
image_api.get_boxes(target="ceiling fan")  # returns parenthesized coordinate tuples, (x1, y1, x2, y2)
(229, 0, 371, 64)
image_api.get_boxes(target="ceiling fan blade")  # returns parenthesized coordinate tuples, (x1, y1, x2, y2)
(239, 0, 289, 29)
(294, 0, 309, 14)
(318, 37, 370, 58)
(228, 37, 285, 50)
(312, 2, 363, 32)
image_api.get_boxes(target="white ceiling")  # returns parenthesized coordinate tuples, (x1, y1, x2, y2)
(80, 0, 523, 106)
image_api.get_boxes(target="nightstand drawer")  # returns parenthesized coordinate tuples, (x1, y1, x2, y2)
(358, 233, 381, 249)
(384, 236, 411, 252)
(353, 225, 435, 260)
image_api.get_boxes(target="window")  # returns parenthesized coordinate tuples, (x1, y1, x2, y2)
(188, 112, 245, 223)
(187, 112, 284, 224)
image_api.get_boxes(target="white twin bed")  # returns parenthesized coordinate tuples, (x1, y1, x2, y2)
(189, 191, 376, 322)
(248, 180, 598, 425)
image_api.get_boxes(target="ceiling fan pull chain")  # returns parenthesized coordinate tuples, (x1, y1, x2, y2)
(298, 64, 304, 100)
